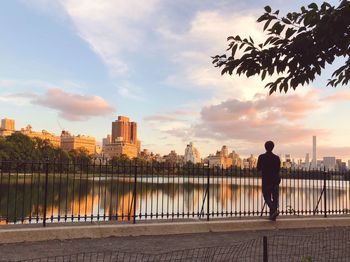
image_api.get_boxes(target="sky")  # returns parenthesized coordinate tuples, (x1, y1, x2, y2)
(1, 0, 349, 161)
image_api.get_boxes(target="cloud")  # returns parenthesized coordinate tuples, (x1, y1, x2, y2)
(117, 82, 145, 101)
(163, 91, 327, 145)
(143, 109, 200, 142)
(160, 10, 270, 100)
(34, 88, 115, 121)
(6, 88, 115, 121)
(53, 0, 160, 75)
(144, 110, 197, 122)
(320, 90, 350, 102)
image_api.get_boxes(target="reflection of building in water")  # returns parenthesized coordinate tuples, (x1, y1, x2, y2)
(104, 116, 141, 159)
(0, 118, 15, 137)
(44, 194, 99, 220)
(184, 142, 201, 164)
(61, 130, 96, 154)
(21, 125, 61, 148)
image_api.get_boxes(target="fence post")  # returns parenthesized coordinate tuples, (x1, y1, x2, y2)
(323, 167, 327, 218)
(133, 161, 137, 224)
(263, 236, 268, 262)
(43, 157, 49, 227)
(207, 165, 210, 221)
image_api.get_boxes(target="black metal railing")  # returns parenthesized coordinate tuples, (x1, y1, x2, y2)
(0, 160, 349, 226)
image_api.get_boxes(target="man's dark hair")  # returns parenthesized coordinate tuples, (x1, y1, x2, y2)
(265, 141, 274, 152)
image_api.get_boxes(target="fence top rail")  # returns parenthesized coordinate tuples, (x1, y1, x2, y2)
(0, 160, 349, 173)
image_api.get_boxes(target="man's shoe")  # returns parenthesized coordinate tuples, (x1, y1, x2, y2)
(270, 210, 279, 221)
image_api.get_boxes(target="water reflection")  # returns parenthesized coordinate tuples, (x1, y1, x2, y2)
(0, 174, 349, 223)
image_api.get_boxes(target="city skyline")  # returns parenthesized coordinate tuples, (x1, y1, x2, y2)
(2, 115, 349, 164)
(1, 0, 350, 160)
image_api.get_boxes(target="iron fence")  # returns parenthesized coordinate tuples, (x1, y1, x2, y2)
(0, 160, 349, 226)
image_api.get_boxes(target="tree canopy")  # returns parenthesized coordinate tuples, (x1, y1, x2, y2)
(212, 1, 350, 94)
(0, 133, 90, 162)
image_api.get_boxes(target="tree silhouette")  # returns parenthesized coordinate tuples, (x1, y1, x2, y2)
(212, 1, 350, 94)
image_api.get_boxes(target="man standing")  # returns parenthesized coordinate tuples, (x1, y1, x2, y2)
(257, 141, 281, 221)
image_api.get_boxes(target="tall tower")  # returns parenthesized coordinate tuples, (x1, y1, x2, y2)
(1, 118, 15, 131)
(111, 116, 130, 143)
(130, 122, 137, 143)
(111, 116, 138, 145)
(312, 136, 317, 169)
(305, 153, 310, 168)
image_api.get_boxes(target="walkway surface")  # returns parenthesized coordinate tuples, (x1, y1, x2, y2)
(0, 217, 349, 261)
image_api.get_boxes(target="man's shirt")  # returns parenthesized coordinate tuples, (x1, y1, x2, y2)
(257, 151, 281, 186)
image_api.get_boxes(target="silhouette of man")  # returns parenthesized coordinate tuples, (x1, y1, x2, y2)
(257, 141, 281, 221)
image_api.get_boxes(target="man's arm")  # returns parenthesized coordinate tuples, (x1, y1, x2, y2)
(257, 155, 262, 172)
(276, 156, 281, 174)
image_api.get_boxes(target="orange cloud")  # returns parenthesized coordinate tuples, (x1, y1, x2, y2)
(31, 88, 115, 121)
(164, 91, 327, 144)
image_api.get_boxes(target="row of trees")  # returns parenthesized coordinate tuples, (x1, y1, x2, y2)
(0, 133, 91, 162)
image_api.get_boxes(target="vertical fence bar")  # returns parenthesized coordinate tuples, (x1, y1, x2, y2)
(263, 236, 268, 262)
(43, 157, 49, 227)
(207, 166, 210, 221)
(133, 161, 137, 224)
(323, 167, 327, 218)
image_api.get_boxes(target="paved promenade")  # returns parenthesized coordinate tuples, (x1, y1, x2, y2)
(0, 217, 349, 261)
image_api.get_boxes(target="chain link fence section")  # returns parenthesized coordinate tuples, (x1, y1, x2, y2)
(8, 229, 350, 262)
(268, 228, 350, 262)
(13, 238, 262, 262)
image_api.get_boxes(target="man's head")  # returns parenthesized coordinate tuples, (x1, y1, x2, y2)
(265, 141, 274, 152)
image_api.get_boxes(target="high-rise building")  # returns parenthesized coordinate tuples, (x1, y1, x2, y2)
(230, 150, 242, 167)
(164, 150, 183, 164)
(305, 153, 310, 168)
(0, 118, 15, 137)
(1, 118, 15, 131)
(60, 130, 96, 154)
(208, 146, 232, 168)
(247, 154, 257, 168)
(102, 135, 111, 147)
(312, 136, 317, 169)
(323, 157, 336, 171)
(20, 125, 61, 148)
(104, 116, 141, 159)
(111, 116, 138, 144)
(184, 142, 201, 164)
(221, 145, 229, 158)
